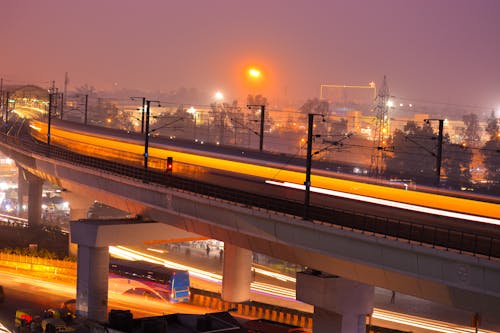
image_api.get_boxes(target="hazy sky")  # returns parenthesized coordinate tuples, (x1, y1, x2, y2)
(2, 0, 499, 110)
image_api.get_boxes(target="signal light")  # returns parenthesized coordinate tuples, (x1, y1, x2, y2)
(166, 157, 173, 173)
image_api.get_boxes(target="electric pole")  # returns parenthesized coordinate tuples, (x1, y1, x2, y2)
(247, 104, 266, 151)
(62, 72, 69, 120)
(425, 119, 444, 187)
(48, 91, 53, 145)
(84, 94, 88, 125)
(304, 113, 324, 219)
(143, 100, 160, 174)
(4, 91, 9, 124)
(370, 75, 390, 177)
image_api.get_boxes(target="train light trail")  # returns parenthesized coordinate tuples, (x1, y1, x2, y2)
(29, 120, 500, 221)
(266, 180, 500, 226)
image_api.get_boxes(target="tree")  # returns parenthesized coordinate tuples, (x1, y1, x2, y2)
(299, 98, 330, 135)
(75, 84, 96, 96)
(299, 98, 329, 115)
(481, 112, 499, 194)
(442, 143, 472, 190)
(462, 113, 481, 143)
(89, 99, 119, 128)
(384, 121, 438, 185)
(485, 110, 498, 138)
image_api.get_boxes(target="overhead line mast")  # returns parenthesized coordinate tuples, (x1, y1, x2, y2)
(370, 75, 390, 177)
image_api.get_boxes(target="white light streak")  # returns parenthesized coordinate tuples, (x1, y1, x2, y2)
(265, 181, 500, 226)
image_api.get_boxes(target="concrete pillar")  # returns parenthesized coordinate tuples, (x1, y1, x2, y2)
(17, 167, 28, 217)
(19, 169, 43, 226)
(221, 243, 252, 302)
(76, 245, 109, 322)
(60, 192, 94, 257)
(296, 272, 374, 333)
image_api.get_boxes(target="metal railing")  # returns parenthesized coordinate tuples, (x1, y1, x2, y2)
(0, 122, 498, 260)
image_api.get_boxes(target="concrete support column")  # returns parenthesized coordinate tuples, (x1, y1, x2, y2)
(20, 169, 43, 226)
(221, 243, 252, 302)
(61, 192, 94, 257)
(296, 272, 374, 333)
(17, 167, 28, 217)
(76, 245, 109, 322)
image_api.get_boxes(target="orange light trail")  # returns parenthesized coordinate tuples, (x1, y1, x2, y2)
(30, 120, 500, 221)
(112, 246, 497, 333)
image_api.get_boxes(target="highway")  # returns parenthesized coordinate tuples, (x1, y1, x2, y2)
(0, 251, 495, 333)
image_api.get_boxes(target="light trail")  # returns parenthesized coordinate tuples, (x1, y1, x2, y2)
(30, 120, 500, 221)
(110, 246, 296, 297)
(372, 309, 491, 333)
(113, 246, 497, 333)
(266, 180, 500, 226)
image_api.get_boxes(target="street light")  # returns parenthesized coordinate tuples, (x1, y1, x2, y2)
(304, 113, 325, 219)
(186, 107, 197, 140)
(214, 91, 224, 101)
(248, 68, 261, 79)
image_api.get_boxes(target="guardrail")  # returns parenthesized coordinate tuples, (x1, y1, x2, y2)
(0, 122, 498, 260)
(0, 213, 28, 227)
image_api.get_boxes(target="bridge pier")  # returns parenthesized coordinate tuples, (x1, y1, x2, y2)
(76, 245, 109, 322)
(19, 168, 43, 226)
(221, 243, 252, 302)
(17, 167, 28, 217)
(70, 218, 200, 322)
(61, 192, 95, 257)
(296, 271, 374, 333)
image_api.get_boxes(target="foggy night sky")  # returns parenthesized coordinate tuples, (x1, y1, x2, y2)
(1, 0, 499, 110)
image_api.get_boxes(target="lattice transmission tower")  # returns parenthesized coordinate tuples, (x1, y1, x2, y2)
(370, 75, 390, 176)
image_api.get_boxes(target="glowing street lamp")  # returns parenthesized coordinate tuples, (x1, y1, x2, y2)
(248, 68, 261, 79)
(187, 107, 197, 140)
(214, 91, 224, 101)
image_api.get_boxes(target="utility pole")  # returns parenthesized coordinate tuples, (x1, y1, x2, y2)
(143, 100, 160, 174)
(60, 93, 64, 119)
(436, 119, 444, 187)
(247, 104, 266, 151)
(304, 113, 324, 219)
(370, 75, 390, 177)
(62, 72, 69, 119)
(47, 83, 59, 146)
(4, 91, 9, 124)
(84, 94, 88, 125)
(47, 91, 53, 145)
(425, 118, 444, 187)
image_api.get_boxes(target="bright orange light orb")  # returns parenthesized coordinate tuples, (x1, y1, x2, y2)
(248, 68, 261, 78)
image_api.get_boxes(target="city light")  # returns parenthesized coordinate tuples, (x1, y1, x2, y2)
(214, 91, 224, 101)
(248, 68, 261, 79)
